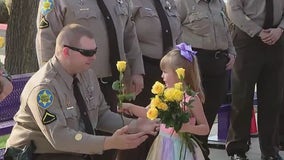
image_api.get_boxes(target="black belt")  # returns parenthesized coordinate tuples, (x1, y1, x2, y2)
(98, 76, 114, 84)
(33, 153, 93, 160)
(143, 56, 160, 66)
(193, 48, 229, 59)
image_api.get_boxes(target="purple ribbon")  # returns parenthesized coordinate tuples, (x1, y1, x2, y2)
(176, 43, 197, 62)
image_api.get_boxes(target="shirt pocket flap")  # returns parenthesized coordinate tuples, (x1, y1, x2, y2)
(75, 9, 97, 19)
(139, 8, 158, 17)
(185, 12, 208, 23)
(165, 9, 178, 17)
(62, 106, 78, 118)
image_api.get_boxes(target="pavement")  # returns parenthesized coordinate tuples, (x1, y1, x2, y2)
(208, 122, 284, 160)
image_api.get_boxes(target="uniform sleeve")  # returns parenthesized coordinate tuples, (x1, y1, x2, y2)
(226, 0, 262, 37)
(176, 24, 183, 44)
(27, 85, 106, 154)
(279, 8, 284, 29)
(36, 0, 64, 67)
(123, 0, 145, 75)
(175, 0, 188, 24)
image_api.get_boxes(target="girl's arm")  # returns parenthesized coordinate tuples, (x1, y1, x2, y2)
(118, 103, 148, 118)
(180, 96, 210, 135)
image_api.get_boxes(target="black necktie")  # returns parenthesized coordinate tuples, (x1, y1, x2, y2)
(263, 0, 274, 29)
(73, 77, 94, 134)
(153, 0, 173, 54)
(96, 0, 120, 79)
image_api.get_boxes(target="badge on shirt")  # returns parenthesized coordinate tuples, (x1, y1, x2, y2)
(42, 110, 57, 125)
(40, 0, 54, 16)
(117, 0, 123, 4)
(37, 89, 54, 109)
(165, 1, 172, 11)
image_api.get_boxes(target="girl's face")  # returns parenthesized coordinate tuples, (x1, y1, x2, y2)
(161, 67, 179, 88)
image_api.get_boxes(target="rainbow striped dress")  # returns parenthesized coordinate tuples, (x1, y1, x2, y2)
(146, 124, 205, 160)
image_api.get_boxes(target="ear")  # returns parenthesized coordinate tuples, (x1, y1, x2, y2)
(62, 47, 69, 57)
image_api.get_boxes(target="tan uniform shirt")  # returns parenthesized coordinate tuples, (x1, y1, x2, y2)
(176, 0, 236, 55)
(226, 0, 284, 37)
(36, 0, 144, 78)
(6, 56, 132, 154)
(132, 0, 182, 59)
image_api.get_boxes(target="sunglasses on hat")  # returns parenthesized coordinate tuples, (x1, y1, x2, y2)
(64, 45, 97, 57)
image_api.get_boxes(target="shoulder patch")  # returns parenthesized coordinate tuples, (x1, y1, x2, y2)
(41, 0, 54, 16)
(39, 16, 49, 29)
(37, 89, 54, 109)
(42, 110, 57, 125)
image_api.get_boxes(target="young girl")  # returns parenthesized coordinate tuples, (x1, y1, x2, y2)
(120, 43, 209, 160)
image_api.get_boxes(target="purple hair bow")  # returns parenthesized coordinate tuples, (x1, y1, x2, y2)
(176, 42, 197, 62)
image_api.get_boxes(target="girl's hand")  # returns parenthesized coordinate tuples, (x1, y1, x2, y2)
(179, 117, 196, 132)
(118, 103, 135, 116)
(188, 117, 196, 126)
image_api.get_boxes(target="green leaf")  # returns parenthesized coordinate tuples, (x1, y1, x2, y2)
(124, 93, 136, 101)
(112, 80, 121, 91)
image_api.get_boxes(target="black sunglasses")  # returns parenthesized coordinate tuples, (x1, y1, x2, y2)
(64, 45, 97, 57)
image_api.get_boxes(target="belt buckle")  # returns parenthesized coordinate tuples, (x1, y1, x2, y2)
(99, 78, 108, 84)
(214, 50, 222, 59)
(82, 154, 91, 160)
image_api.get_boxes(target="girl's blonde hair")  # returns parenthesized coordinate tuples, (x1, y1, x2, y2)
(160, 49, 205, 103)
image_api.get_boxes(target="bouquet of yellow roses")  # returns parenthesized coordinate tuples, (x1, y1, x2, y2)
(147, 68, 198, 159)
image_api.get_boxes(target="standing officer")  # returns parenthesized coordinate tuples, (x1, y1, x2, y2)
(5, 24, 159, 160)
(175, 0, 236, 159)
(117, 0, 182, 159)
(35, 0, 145, 159)
(226, 0, 284, 159)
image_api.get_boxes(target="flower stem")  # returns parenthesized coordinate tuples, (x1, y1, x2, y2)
(118, 100, 125, 126)
(120, 113, 125, 126)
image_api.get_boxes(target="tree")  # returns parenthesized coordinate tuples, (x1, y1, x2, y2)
(5, 0, 39, 74)
(0, 0, 9, 23)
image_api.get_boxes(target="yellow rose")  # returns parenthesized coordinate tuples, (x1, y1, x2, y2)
(150, 95, 162, 108)
(173, 89, 183, 101)
(116, 61, 127, 72)
(176, 68, 185, 80)
(157, 102, 168, 111)
(164, 88, 183, 102)
(0, 37, 5, 48)
(174, 82, 183, 91)
(163, 88, 176, 101)
(151, 81, 165, 95)
(147, 107, 158, 120)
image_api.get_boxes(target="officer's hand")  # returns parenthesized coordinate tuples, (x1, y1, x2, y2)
(117, 103, 135, 116)
(226, 54, 235, 70)
(260, 28, 283, 45)
(103, 125, 148, 150)
(128, 118, 160, 135)
(129, 74, 144, 95)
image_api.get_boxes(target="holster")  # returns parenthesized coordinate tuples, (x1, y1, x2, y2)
(4, 141, 36, 160)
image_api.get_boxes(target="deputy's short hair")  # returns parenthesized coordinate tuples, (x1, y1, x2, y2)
(55, 24, 95, 52)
